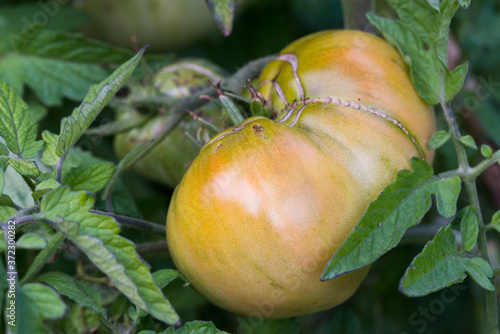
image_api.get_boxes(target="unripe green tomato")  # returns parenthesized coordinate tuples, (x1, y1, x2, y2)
(77, 0, 257, 51)
(167, 30, 435, 318)
(78, 0, 217, 51)
(113, 59, 226, 188)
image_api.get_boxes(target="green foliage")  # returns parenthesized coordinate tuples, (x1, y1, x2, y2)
(0, 5, 133, 106)
(161, 321, 230, 334)
(481, 144, 493, 158)
(37, 271, 106, 316)
(458, 135, 478, 150)
(429, 130, 451, 149)
(0, 81, 43, 158)
(0, 156, 40, 178)
(0, 0, 498, 333)
(322, 158, 461, 280)
(205, 0, 238, 36)
(15, 282, 67, 333)
(367, 0, 469, 104)
(15, 233, 47, 250)
(460, 206, 479, 251)
(400, 226, 494, 296)
(55, 47, 146, 159)
(62, 162, 114, 192)
(38, 187, 179, 325)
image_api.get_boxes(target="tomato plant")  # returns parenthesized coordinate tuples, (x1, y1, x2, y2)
(166, 29, 435, 318)
(1, 0, 500, 333)
(113, 59, 227, 188)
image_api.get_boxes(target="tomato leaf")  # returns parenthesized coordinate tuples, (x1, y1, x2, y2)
(161, 321, 230, 334)
(153, 269, 189, 289)
(0, 81, 43, 158)
(466, 257, 495, 291)
(0, 206, 17, 222)
(322, 158, 461, 280)
(0, 142, 8, 156)
(399, 226, 494, 296)
(16, 233, 48, 250)
(456, 0, 471, 8)
(37, 271, 106, 316)
(493, 211, 500, 226)
(367, 0, 467, 104)
(429, 130, 451, 149)
(56, 47, 146, 158)
(0, 4, 86, 53)
(487, 210, 500, 233)
(62, 162, 115, 193)
(458, 135, 478, 150)
(16, 284, 50, 334)
(481, 145, 493, 158)
(0, 156, 40, 178)
(32, 178, 61, 202)
(0, 195, 14, 209)
(2, 163, 34, 207)
(445, 62, 468, 103)
(37, 187, 180, 325)
(12, 30, 134, 64)
(205, 0, 237, 36)
(22, 282, 67, 319)
(135, 269, 189, 319)
(41, 130, 59, 166)
(0, 28, 134, 106)
(460, 206, 479, 251)
(20, 233, 66, 285)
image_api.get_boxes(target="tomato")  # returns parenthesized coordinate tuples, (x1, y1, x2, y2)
(166, 30, 435, 318)
(78, 0, 257, 51)
(113, 59, 227, 188)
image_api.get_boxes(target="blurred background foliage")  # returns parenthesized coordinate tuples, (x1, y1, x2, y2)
(0, 0, 499, 333)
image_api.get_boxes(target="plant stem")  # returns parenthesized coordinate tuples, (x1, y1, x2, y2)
(136, 241, 169, 256)
(222, 55, 275, 93)
(471, 150, 500, 179)
(441, 100, 499, 333)
(89, 210, 166, 235)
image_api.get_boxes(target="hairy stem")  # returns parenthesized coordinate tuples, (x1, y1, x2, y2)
(441, 100, 499, 333)
(222, 55, 275, 93)
(89, 210, 166, 235)
(136, 241, 169, 256)
(471, 149, 500, 179)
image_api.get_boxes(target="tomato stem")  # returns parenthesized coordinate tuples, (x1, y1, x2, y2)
(89, 210, 166, 235)
(440, 99, 499, 334)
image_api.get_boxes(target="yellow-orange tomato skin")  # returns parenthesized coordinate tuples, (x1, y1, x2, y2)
(167, 30, 435, 319)
(258, 30, 435, 160)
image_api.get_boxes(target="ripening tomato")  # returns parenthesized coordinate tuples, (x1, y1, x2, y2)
(167, 30, 435, 318)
